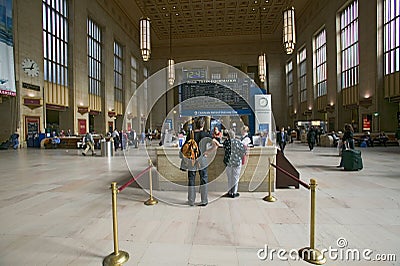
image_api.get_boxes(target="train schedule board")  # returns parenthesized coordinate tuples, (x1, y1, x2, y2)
(179, 79, 252, 117)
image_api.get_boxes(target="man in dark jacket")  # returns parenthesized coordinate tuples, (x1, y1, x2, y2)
(277, 127, 288, 154)
(307, 126, 316, 151)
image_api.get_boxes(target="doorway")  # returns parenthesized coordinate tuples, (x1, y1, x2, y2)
(46, 109, 60, 135)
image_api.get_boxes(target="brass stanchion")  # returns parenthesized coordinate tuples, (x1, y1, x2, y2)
(299, 179, 326, 265)
(103, 182, 129, 266)
(263, 159, 277, 202)
(144, 159, 158, 205)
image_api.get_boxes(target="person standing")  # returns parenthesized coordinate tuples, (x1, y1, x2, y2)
(277, 127, 288, 153)
(112, 129, 120, 152)
(212, 126, 223, 143)
(186, 118, 214, 207)
(307, 126, 316, 151)
(338, 124, 355, 167)
(141, 131, 145, 144)
(240, 125, 252, 146)
(82, 132, 96, 156)
(222, 130, 246, 198)
(287, 126, 293, 143)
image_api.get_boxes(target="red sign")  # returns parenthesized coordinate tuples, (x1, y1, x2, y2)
(362, 115, 371, 131)
(78, 119, 87, 134)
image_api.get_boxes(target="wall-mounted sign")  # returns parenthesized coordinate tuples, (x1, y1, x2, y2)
(77, 106, 89, 115)
(46, 104, 66, 111)
(22, 82, 40, 91)
(23, 98, 42, 109)
(78, 119, 86, 134)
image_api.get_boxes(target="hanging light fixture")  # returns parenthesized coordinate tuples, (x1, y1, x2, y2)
(139, 17, 151, 61)
(168, 59, 175, 86)
(283, 6, 296, 54)
(167, 13, 175, 86)
(258, 54, 266, 83)
(258, 7, 266, 83)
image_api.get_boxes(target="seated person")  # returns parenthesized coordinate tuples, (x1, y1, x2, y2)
(362, 131, 373, 147)
(378, 131, 389, 147)
(330, 131, 340, 147)
(51, 136, 61, 148)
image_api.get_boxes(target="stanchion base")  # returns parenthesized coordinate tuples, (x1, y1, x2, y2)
(144, 197, 158, 205)
(103, 250, 129, 266)
(298, 247, 326, 265)
(263, 195, 277, 202)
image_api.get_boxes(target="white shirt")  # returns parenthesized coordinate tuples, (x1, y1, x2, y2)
(241, 134, 252, 146)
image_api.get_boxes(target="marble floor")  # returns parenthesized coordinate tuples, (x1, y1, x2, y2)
(0, 142, 399, 265)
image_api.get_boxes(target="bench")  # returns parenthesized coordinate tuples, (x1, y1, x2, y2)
(353, 132, 398, 147)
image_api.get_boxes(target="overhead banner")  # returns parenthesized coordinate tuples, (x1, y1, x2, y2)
(0, 0, 16, 96)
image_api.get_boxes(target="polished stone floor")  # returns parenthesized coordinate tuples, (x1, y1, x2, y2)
(0, 142, 399, 265)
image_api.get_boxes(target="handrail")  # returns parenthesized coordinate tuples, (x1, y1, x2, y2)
(270, 162, 310, 190)
(118, 165, 152, 192)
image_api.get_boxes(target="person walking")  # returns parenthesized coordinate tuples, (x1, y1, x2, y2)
(82, 132, 96, 156)
(222, 130, 246, 198)
(307, 126, 316, 151)
(277, 127, 288, 153)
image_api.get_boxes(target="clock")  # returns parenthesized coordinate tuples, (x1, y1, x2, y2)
(22, 58, 39, 77)
(259, 97, 268, 107)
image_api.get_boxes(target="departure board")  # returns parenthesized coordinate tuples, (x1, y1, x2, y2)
(179, 79, 251, 116)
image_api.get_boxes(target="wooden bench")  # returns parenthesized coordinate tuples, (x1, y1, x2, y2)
(353, 132, 398, 146)
(42, 136, 109, 149)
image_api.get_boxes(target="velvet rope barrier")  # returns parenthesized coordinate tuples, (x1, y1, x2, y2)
(118, 165, 152, 192)
(270, 162, 310, 190)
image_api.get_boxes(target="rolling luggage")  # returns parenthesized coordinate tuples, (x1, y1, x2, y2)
(343, 149, 363, 171)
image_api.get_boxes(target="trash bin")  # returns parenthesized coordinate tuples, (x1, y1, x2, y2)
(101, 140, 113, 157)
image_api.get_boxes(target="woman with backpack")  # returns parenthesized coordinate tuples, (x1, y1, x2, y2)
(182, 118, 217, 207)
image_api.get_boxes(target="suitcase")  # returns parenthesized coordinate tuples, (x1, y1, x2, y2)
(343, 149, 363, 171)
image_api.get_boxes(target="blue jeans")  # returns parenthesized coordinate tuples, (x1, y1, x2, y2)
(188, 167, 208, 205)
(13, 140, 19, 149)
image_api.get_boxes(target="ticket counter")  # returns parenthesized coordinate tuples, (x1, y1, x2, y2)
(155, 146, 277, 192)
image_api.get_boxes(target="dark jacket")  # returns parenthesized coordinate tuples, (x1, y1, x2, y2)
(307, 129, 316, 143)
(342, 131, 354, 149)
(277, 131, 287, 144)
